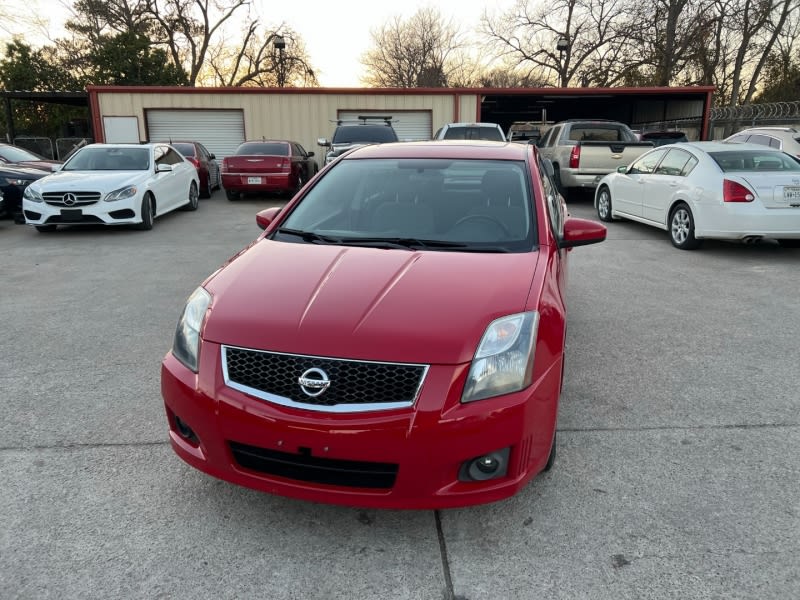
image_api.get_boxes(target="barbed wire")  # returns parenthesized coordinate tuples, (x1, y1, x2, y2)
(711, 100, 800, 121)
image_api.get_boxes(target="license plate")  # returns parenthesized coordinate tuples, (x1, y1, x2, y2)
(60, 209, 83, 221)
(247, 177, 262, 184)
(783, 186, 800, 200)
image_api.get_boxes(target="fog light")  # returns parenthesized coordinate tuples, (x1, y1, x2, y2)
(459, 447, 510, 482)
(174, 415, 199, 445)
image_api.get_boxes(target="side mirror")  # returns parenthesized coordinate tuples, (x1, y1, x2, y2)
(51, 164, 61, 172)
(317, 138, 330, 147)
(256, 206, 282, 230)
(209, 154, 216, 160)
(156, 164, 173, 173)
(617, 165, 628, 173)
(559, 217, 607, 249)
(307, 151, 315, 157)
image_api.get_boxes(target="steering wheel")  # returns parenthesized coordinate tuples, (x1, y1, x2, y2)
(452, 214, 512, 237)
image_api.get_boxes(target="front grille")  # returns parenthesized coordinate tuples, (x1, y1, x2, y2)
(222, 346, 427, 411)
(229, 441, 398, 489)
(43, 191, 101, 207)
(44, 215, 104, 224)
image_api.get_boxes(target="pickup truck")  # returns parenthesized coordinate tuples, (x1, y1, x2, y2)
(537, 120, 654, 198)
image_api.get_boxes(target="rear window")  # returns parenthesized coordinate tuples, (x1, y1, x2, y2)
(172, 143, 196, 157)
(236, 142, 289, 155)
(710, 151, 800, 172)
(443, 126, 504, 141)
(332, 125, 398, 144)
(568, 126, 632, 142)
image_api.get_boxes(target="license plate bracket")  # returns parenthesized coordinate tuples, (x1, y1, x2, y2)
(60, 209, 83, 221)
(247, 177, 262, 184)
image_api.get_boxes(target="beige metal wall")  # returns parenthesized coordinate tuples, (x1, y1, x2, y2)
(95, 90, 480, 157)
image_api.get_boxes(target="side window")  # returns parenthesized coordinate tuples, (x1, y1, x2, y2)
(296, 144, 308, 157)
(197, 144, 209, 160)
(546, 126, 561, 147)
(655, 149, 692, 176)
(629, 148, 668, 174)
(681, 155, 699, 176)
(767, 136, 781, 149)
(159, 147, 183, 165)
(746, 134, 772, 147)
(727, 134, 749, 143)
(154, 145, 167, 165)
(539, 160, 564, 238)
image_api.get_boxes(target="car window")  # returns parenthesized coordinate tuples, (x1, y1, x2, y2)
(680, 155, 698, 176)
(277, 158, 535, 252)
(332, 126, 398, 144)
(442, 126, 504, 141)
(710, 150, 800, 172)
(568, 126, 627, 142)
(539, 160, 563, 238)
(655, 149, 694, 176)
(543, 126, 560, 147)
(0, 145, 47, 162)
(237, 142, 289, 155)
(727, 134, 750, 143)
(746, 134, 774, 148)
(629, 148, 668, 174)
(172, 143, 196, 157)
(162, 147, 184, 165)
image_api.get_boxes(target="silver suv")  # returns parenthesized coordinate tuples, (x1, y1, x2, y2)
(724, 127, 800, 158)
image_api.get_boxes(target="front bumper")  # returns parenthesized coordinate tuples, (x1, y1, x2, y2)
(161, 343, 561, 509)
(22, 195, 142, 226)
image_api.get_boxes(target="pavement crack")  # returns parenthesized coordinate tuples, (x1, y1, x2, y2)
(0, 440, 170, 452)
(435, 510, 456, 600)
(558, 423, 798, 433)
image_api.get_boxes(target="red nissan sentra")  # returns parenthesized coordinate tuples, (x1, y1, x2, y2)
(161, 140, 606, 509)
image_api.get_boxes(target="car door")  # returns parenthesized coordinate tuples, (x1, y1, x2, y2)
(613, 148, 668, 218)
(642, 148, 696, 223)
(154, 145, 184, 212)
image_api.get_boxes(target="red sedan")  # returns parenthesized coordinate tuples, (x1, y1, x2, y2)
(221, 140, 318, 200)
(162, 141, 606, 509)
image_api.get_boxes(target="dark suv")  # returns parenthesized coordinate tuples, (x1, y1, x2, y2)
(317, 116, 398, 165)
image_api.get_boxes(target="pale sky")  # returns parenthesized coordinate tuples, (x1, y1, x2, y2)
(1, 0, 516, 87)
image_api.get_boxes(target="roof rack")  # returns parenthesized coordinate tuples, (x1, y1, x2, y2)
(332, 115, 395, 126)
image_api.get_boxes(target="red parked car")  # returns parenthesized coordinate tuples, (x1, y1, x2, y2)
(221, 140, 318, 200)
(164, 141, 221, 198)
(0, 143, 62, 171)
(162, 140, 606, 509)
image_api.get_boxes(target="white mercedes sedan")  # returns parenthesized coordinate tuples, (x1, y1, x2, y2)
(593, 141, 800, 249)
(22, 143, 200, 232)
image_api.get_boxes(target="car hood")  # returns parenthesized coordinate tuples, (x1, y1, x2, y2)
(0, 165, 49, 181)
(31, 170, 147, 192)
(202, 240, 540, 364)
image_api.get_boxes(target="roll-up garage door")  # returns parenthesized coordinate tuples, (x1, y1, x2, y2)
(337, 111, 432, 141)
(146, 109, 245, 160)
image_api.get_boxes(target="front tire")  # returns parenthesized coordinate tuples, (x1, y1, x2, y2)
(544, 431, 557, 472)
(181, 181, 199, 211)
(669, 202, 701, 250)
(596, 186, 613, 222)
(136, 193, 154, 230)
(200, 174, 211, 199)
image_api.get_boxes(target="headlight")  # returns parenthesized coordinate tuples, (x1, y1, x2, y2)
(172, 287, 212, 372)
(461, 311, 539, 403)
(23, 186, 43, 202)
(0, 177, 28, 186)
(104, 185, 138, 202)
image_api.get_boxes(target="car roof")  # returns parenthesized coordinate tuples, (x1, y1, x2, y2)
(444, 122, 502, 128)
(344, 140, 527, 160)
(676, 141, 786, 153)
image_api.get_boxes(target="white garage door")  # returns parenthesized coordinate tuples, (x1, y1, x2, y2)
(337, 111, 432, 141)
(146, 109, 245, 159)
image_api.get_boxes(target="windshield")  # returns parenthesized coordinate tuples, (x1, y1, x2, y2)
(0, 145, 46, 162)
(275, 158, 535, 252)
(332, 126, 398, 144)
(710, 150, 800, 172)
(63, 147, 150, 171)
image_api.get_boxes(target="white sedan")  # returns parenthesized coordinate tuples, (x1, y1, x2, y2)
(22, 143, 200, 232)
(593, 141, 800, 249)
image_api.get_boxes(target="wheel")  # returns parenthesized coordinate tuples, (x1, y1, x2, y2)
(295, 173, 306, 194)
(452, 214, 512, 237)
(136, 193, 154, 230)
(777, 239, 800, 248)
(226, 189, 239, 201)
(596, 186, 613, 222)
(669, 203, 701, 249)
(200, 174, 211, 199)
(544, 430, 556, 472)
(181, 181, 199, 211)
(35, 224, 57, 233)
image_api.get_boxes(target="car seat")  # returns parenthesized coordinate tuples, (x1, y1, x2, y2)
(465, 170, 528, 238)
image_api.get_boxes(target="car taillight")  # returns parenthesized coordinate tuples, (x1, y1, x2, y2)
(186, 157, 199, 167)
(723, 179, 754, 202)
(281, 158, 290, 172)
(221, 160, 229, 173)
(569, 145, 580, 169)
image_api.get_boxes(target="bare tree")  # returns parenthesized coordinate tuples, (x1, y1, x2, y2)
(482, 0, 634, 87)
(361, 7, 466, 87)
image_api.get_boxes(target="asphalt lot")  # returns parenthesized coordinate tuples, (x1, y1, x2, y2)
(1, 189, 798, 600)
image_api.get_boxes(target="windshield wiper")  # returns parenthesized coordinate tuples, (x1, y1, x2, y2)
(337, 237, 470, 250)
(275, 228, 343, 244)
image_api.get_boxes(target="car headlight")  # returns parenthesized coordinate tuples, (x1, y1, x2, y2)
(1, 177, 28, 186)
(104, 185, 138, 202)
(172, 287, 212, 372)
(462, 311, 539, 403)
(23, 186, 43, 202)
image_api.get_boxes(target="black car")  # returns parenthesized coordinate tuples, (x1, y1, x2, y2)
(317, 116, 398, 165)
(0, 164, 50, 222)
